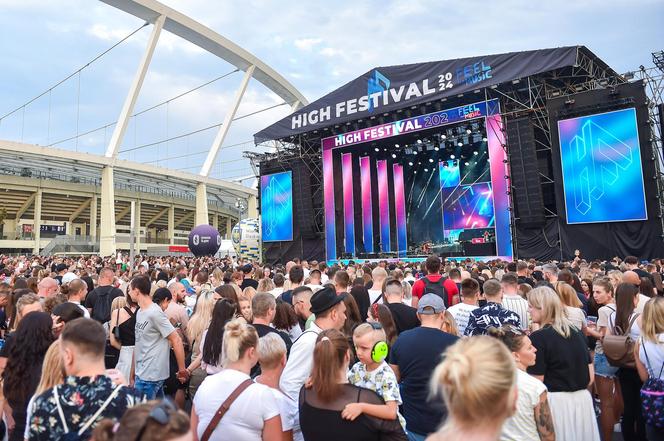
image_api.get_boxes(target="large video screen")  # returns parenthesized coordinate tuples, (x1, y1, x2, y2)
(260, 171, 293, 242)
(558, 108, 647, 224)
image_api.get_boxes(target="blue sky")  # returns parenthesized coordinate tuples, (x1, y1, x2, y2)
(0, 0, 662, 184)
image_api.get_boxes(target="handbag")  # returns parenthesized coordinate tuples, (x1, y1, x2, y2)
(112, 307, 121, 341)
(200, 379, 253, 441)
(603, 313, 640, 368)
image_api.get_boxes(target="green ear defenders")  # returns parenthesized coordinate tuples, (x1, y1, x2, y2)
(369, 322, 389, 363)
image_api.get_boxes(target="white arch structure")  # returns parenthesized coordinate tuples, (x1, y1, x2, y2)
(95, 0, 308, 256)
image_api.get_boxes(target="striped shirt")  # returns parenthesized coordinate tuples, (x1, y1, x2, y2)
(502, 294, 530, 331)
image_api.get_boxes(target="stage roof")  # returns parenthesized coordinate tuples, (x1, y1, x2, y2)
(254, 46, 617, 143)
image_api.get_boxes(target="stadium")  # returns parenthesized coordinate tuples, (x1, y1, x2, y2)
(0, 0, 308, 257)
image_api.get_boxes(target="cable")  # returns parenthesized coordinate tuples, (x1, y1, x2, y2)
(118, 101, 292, 154)
(142, 140, 261, 164)
(48, 69, 239, 148)
(0, 22, 149, 122)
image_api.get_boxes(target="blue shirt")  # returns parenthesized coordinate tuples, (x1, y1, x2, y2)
(464, 302, 521, 336)
(389, 326, 458, 436)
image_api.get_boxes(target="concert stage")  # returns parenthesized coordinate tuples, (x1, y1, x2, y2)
(253, 46, 664, 263)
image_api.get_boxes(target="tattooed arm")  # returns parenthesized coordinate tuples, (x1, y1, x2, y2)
(534, 391, 555, 441)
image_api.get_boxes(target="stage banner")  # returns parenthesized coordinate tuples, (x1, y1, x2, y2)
(256, 46, 579, 142)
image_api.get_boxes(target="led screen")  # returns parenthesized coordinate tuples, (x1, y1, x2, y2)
(558, 108, 647, 224)
(260, 171, 293, 242)
(441, 182, 495, 230)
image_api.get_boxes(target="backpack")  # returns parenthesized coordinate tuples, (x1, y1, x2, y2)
(640, 340, 664, 429)
(422, 276, 448, 307)
(603, 313, 640, 368)
(91, 286, 120, 324)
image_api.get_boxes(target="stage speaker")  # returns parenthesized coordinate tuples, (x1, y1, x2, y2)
(506, 117, 546, 228)
(291, 161, 317, 239)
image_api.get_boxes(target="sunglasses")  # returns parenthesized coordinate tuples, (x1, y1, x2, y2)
(135, 399, 176, 440)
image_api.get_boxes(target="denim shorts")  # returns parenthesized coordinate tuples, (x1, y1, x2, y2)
(594, 352, 619, 378)
(134, 377, 165, 400)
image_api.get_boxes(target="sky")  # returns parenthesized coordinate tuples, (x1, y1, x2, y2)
(0, 0, 662, 185)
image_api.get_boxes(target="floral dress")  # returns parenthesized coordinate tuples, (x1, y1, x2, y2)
(347, 361, 407, 430)
(28, 375, 142, 441)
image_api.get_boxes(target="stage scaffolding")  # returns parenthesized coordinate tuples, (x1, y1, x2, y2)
(248, 47, 664, 260)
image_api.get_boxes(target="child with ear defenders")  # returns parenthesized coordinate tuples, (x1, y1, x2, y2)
(343, 322, 406, 429)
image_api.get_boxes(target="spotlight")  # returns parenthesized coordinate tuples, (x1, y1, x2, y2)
(374, 147, 380, 152)
(457, 142, 463, 147)
(429, 158, 434, 163)
(424, 168, 429, 172)
(414, 170, 417, 174)
(392, 154, 397, 159)
(450, 154, 455, 159)
(418, 161, 422, 165)
(395, 144, 399, 148)
(413, 151, 418, 155)
(473, 151, 478, 155)
(482, 137, 488, 142)
(465, 162, 470, 166)
(408, 162, 413, 166)
(441, 134, 447, 140)
(417, 139, 423, 144)
(383, 148, 387, 152)
(466, 129, 472, 134)
(434, 147, 439, 151)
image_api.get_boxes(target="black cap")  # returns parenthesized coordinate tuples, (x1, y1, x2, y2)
(55, 263, 67, 273)
(310, 286, 346, 315)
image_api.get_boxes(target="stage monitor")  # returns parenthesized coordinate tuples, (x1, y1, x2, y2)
(260, 171, 294, 242)
(557, 108, 647, 224)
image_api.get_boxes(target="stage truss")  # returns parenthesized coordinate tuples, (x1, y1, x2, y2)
(248, 47, 664, 260)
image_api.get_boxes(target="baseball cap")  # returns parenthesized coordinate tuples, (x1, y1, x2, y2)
(417, 294, 445, 315)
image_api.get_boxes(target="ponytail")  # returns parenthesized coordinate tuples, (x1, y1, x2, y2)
(222, 319, 258, 366)
(311, 329, 349, 402)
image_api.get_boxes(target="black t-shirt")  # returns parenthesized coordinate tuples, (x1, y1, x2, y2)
(527, 325, 591, 392)
(240, 278, 259, 291)
(634, 268, 655, 285)
(250, 324, 292, 378)
(390, 326, 458, 436)
(517, 275, 536, 287)
(385, 302, 419, 335)
(84, 285, 124, 323)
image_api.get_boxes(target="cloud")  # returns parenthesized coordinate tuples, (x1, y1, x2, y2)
(87, 23, 134, 41)
(293, 38, 322, 51)
(320, 47, 342, 57)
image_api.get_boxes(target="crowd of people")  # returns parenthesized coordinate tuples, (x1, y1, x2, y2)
(0, 252, 664, 441)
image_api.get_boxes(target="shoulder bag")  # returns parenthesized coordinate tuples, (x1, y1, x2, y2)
(200, 379, 253, 441)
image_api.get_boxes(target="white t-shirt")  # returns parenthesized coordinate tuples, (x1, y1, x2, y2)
(446, 303, 478, 335)
(501, 369, 547, 441)
(368, 289, 382, 305)
(194, 369, 279, 441)
(268, 387, 297, 432)
(596, 304, 616, 354)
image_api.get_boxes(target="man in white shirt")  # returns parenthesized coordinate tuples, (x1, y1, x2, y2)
(501, 272, 530, 331)
(446, 277, 480, 335)
(279, 287, 347, 441)
(368, 267, 388, 304)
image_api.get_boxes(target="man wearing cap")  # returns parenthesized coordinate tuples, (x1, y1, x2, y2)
(280, 286, 347, 441)
(389, 294, 458, 441)
(54, 263, 68, 285)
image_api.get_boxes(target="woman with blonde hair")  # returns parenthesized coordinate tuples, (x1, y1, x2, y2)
(552, 281, 586, 332)
(23, 340, 65, 440)
(257, 277, 275, 294)
(527, 286, 599, 440)
(427, 336, 517, 441)
(185, 294, 216, 398)
(191, 319, 282, 441)
(636, 296, 664, 440)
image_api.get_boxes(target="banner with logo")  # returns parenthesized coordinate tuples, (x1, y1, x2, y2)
(254, 46, 579, 142)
